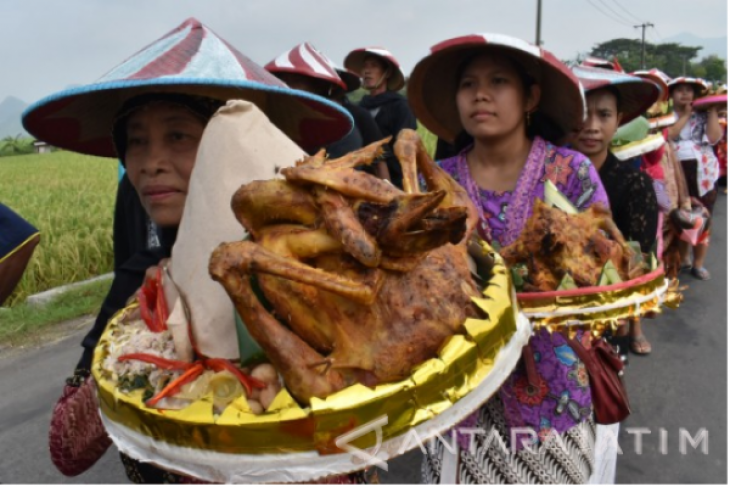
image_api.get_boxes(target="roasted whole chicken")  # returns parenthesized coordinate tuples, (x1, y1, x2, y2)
(500, 200, 641, 291)
(209, 130, 482, 404)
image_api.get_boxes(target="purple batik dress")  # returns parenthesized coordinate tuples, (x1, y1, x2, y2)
(440, 136, 609, 450)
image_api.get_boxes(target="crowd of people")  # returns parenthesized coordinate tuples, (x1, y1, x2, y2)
(8, 16, 726, 484)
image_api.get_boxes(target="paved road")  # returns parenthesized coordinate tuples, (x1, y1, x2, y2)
(0, 320, 126, 484)
(615, 193, 727, 484)
(0, 196, 726, 484)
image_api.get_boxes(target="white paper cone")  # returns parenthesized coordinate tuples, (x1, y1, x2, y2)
(169, 100, 307, 359)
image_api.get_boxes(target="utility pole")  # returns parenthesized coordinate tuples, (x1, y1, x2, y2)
(535, 0, 542, 46)
(634, 22, 654, 69)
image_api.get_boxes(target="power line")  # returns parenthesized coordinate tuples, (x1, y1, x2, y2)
(642, 22, 661, 44)
(647, 27, 661, 44)
(651, 25, 666, 43)
(596, 0, 638, 26)
(585, 0, 632, 27)
(609, 0, 644, 23)
(584, 0, 633, 28)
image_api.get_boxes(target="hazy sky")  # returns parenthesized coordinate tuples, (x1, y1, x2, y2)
(1, 0, 727, 103)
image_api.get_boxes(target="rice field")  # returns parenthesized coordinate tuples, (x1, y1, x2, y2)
(1, 151, 117, 307)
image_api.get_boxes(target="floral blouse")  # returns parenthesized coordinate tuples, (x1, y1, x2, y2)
(440, 136, 609, 448)
(671, 111, 721, 196)
(440, 136, 609, 247)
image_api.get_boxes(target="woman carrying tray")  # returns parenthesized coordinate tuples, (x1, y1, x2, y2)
(667, 77, 722, 281)
(23, 18, 353, 483)
(571, 67, 660, 355)
(408, 33, 609, 484)
(625, 69, 695, 279)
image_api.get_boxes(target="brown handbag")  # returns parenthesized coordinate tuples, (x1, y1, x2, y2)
(567, 337, 631, 425)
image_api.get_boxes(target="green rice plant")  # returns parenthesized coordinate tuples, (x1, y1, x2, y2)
(417, 121, 437, 159)
(0, 151, 117, 306)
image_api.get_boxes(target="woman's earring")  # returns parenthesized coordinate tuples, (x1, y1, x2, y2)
(526, 111, 532, 126)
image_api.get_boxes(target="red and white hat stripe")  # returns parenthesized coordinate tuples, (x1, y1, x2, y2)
(97, 19, 278, 86)
(633, 68, 671, 85)
(431, 33, 540, 58)
(580, 56, 614, 69)
(22, 18, 354, 157)
(267, 42, 345, 89)
(668, 77, 709, 90)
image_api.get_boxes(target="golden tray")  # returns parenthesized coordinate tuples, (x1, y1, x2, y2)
(92, 251, 530, 483)
(516, 267, 669, 333)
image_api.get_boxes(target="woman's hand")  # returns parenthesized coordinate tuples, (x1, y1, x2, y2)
(668, 109, 692, 140)
(706, 106, 723, 144)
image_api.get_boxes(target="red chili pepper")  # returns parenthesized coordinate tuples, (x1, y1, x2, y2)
(204, 358, 266, 397)
(142, 278, 156, 306)
(118, 353, 193, 371)
(137, 272, 167, 333)
(147, 276, 163, 332)
(146, 363, 205, 408)
(137, 286, 156, 331)
(155, 267, 169, 331)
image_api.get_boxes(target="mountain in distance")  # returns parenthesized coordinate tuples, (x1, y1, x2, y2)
(0, 83, 83, 139)
(0, 96, 29, 139)
(662, 32, 727, 61)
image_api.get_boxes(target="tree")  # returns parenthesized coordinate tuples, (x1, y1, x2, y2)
(696, 55, 727, 84)
(588, 38, 702, 76)
(652, 43, 702, 77)
(0, 134, 34, 156)
(589, 38, 643, 72)
(1, 134, 24, 154)
(590, 38, 643, 61)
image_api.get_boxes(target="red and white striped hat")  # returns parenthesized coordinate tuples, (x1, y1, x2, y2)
(265, 42, 347, 91)
(572, 65, 660, 125)
(344, 47, 405, 91)
(668, 77, 709, 96)
(580, 56, 616, 70)
(632, 68, 671, 102)
(408, 33, 585, 144)
(23, 18, 352, 157)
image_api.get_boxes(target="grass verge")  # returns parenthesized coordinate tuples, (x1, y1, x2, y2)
(0, 277, 111, 345)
